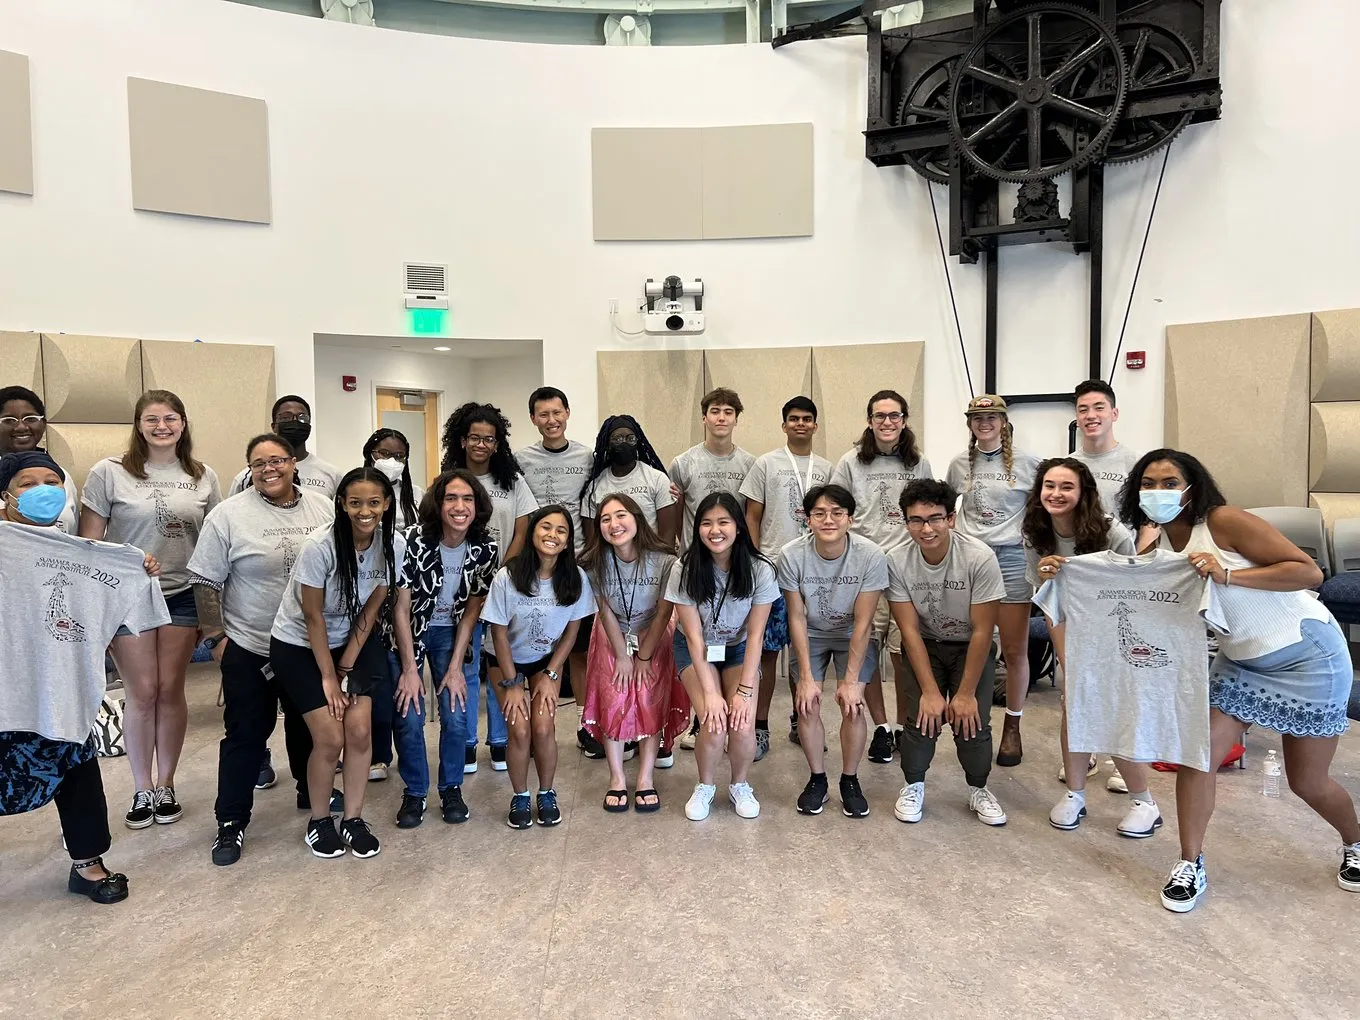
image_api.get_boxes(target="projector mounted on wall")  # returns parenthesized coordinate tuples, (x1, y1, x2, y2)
(644, 276, 704, 334)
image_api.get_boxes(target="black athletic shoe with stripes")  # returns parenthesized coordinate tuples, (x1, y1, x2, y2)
(305, 816, 346, 859)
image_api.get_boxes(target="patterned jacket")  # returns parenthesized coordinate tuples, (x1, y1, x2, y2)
(386, 524, 498, 658)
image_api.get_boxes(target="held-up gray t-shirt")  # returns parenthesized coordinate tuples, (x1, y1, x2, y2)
(1033, 549, 1227, 771)
(1072, 444, 1143, 515)
(668, 444, 757, 548)
(776, 532, 890, 641)
(228, 454, 344, 499)
(515, 440, 594, 551)
(187, 489, 335, 656)
(429, 541, 470, 628)
(479, 566, 595, 664)
(0, 523, 170, 744)
(739, 448, 833, 558)
(81, 458, 223, 596)
(1024, 519, 1136, 589)
(477, 472, 539, 566)
(830, 450, 935, 554)
(664, 557, 780, 647)
(582, 462, 675, 527)
(887, 531, 1006, 642)
(271, 527, 407, 649)
(596, 549, 676, 634)
(946, 448, 1043, 549)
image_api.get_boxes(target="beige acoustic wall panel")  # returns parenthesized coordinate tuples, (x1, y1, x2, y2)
(1309, 492, 1360, 530)
(1309, 402, 1360, 492)
(597, 349, 706, 468)
(141, 339, 276, 490)
(0, 50, 34, 196)
(592, 128, 702, 241)
(41, 334, 143, 423)
(701, 124, 813, 240)
(127, 77, 271, 224)
(1311, 309, 1360, 402)
(811, 342, 926, 468)
(0, 332, 42, 394)
(704, 347, 814, 458)
(1165, 315, 1311, 508)
(44, 425, 135, 491)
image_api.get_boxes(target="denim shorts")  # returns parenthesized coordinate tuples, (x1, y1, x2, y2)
(116, 586, 196, 637)
(992, 544, 1033, 604)
(805, 636, 879, 684)
(673, 632, 747, 673)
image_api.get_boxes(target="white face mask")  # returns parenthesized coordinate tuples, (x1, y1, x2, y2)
(373, 457, 405, 483)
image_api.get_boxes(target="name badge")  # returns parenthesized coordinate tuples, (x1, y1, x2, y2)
(625, 632, 640, 656)
(705, 643, 726, 662)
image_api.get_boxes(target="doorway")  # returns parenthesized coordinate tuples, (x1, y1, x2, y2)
(376, 388, 441, 488)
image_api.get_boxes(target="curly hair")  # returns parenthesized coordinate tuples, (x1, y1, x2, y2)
(854, 390, 923, 468)
(418, 468, 493, 547)
(1021, 458, 1111, 556)
(439, 402, 522, 491)
(1117, 448, 1227, 530)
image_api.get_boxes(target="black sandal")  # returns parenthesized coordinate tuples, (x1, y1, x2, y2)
(68, 858, 129, 904)
(603, 789, 630, 813)
(633, 789, 661, 814)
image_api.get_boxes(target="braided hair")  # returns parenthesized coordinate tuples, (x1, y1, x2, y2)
(331, 466, 398, 622)
(578, 414, 667, 505)
(439, 402, 522, 491)
(363, 427, 419, 527)
(966, 418, 1016, 487)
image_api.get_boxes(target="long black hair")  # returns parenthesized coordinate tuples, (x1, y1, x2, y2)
(1022, 458, 1112, 556)
(332, 466, 398, 621)
(855, 389, 922, 468)
(507, 504, 582, 606)
(1117, 448, 1227, 530)
(363, 427, 419, 526)
(679, 491, 770, 603)
(419, 468, 493, 547)
(440, 402, 521, 491)
(579, 414, 667, 504)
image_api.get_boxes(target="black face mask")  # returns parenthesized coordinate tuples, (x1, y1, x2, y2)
(275, 419, 312, 448)
(607, 443, 636, 467)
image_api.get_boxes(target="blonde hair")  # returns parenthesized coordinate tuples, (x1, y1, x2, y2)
(965, 419, 1015, 487)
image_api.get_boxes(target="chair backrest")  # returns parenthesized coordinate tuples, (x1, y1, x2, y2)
(1333, 518, 1360, 574)
(1246, 506, 1330, 576)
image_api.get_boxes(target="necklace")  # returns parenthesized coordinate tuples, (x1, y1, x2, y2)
(260, 486, 302, 509)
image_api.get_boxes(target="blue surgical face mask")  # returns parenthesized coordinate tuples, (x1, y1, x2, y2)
(14, 484, 67, 525)
(1139, 486, 1188, 525)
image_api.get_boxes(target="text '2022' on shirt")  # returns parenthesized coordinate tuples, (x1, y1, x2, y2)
(0, 524, 170, 744)
(887, 531, 1006, 642)
(1033, 549, 1228, 771)
(479, 567, 595, 664)
(946, 448, 1042, 549)
(665, 557, 780, 647)
(669, 445, 756, 548)
(596, 549, 677, 635)
(776, 533, 889, 641)
(516, 440, 594, 550)
(481, 473, 540, 566)
(829, 450, 934, 554)
(271, 528, 406, 649)
(582, 462, 675, 527)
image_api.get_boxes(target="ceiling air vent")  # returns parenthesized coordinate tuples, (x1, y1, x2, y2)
(404, 262, 447, 295)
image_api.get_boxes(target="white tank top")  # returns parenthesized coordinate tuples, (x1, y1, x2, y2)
(1158, 520, 1335, 661)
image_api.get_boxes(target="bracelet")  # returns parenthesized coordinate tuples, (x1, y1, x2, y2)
(497, 673, 527, 689)
(1224, 568, 1232, 587)
(637, 655, 653, 662)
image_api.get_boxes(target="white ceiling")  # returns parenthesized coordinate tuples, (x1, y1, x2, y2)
(314, 333, 542, 360)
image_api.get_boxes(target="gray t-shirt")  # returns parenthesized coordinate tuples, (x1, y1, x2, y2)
(228, 454, 344, 499)
(829, 449, 935, 554)
(739, 448, 833, 558)
(582, 462, 675, 527)
(668, 444, 757, 548)
(55, 471, 79, 534)
(515, 440, 594, 552)
(1033, 549, 1226, 771)
(1072, 444, 1143, 515)
(887, 530, 1006, 642)
(187, 488, 335, 656)
(429, 541, 470, 628)
(776, 532, 890, 641)
(1023, 519, 1136, 589)
(479, 566, 595, 663)
(664, 557, 780, 647)
(595, 549, 676, 634)
(81, 458, 223, 596)
(476, 472, 539, 566)
(0, 523, 169, 744)
(946, 448, 1043, 549)
(271, 527, 407, 648)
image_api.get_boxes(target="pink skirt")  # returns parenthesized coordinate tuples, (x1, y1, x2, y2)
(582, 617, 691, 744)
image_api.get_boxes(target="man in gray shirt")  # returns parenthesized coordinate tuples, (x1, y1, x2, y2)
(227, 395, 344, 499)
(887, 478, 1008, 829)
(668, 387, 756, 551)
(1070, 380, 1142, 515)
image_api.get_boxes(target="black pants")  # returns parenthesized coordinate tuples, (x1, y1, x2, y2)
(900, 638, 996, 788)
(215, 642, 313, 827)
(56, 756, 113, 861)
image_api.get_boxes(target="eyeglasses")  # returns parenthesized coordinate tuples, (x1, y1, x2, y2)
(807, 509, 849, 522)
(274, 412, 311, 424)
(141, 415, 183, 428)
(0, 415, 44, 428)
(870, 412, 904, 424)
(906, 514, 949, 529)
(249, 456, 294, 472)
(375, 450, 407, 461)
(609, 435, 638, 446)
(465, 435, 498, 448)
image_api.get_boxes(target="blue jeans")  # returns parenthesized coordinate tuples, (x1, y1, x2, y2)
(469, 623, 509, 748)
(391, 624, 483, 797)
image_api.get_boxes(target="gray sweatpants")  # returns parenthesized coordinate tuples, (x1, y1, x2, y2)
(899, 638, 995, 787)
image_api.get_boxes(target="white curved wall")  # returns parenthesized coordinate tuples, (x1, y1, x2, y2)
(2, 0, 1359, 468)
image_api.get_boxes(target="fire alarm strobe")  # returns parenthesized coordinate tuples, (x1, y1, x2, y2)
(1126, 351, 1146, 370)
(644, 276, 704, 335)
(342, 375, 358, 392)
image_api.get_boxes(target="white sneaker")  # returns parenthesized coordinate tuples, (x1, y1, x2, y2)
(728, 782, 760, 819)
(655, 747, 675, 769)
(968, 786, 1008, 826)
(1106, 769, 1129, 794)
(1057, 755, 1098, 783)
(1117, 798, 1163, 838)
(893, 782, 924, 823)
(1049, 791, 1087, 830)
(679, 720, 698, 751)
(685, 783, 716, 821)
(368, 762, 389, 782)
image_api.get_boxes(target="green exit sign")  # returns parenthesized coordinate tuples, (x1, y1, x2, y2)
(409, 307, 447, 335)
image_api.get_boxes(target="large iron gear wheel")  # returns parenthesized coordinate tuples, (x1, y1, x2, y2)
(894, 55, 1021, 184)
(948, 2, 1128, 182)
(1102, 21, 1198, 163)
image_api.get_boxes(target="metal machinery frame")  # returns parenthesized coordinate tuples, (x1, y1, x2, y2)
(775, 1, 1222, 409)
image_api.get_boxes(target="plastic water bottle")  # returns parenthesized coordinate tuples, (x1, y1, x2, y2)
(1262, 749, 1282, 798)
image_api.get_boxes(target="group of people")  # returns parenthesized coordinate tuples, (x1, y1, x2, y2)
(1, 376, 1356, 916)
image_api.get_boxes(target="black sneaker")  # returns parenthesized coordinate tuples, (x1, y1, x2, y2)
(490, 745, 508, 772)
(1340, 843, 1360, 892)
(440, 786, 470, 824)
(656, 743, 675, 769)
(340, 817, 381, 859)
(840, 774, 870, 818)
(788, 713, 800, 746)
(153, 786, 183, 824)
(867, 725, 895, 764)
(255, 749, 277, 790)
(305, 816, 346, 858)
(211, 821, 246, 866)
(396, 793, 426, 829)
(296, 788, 345, 814)
(578, 727, 605, 760)
(796, 776, 829, 815)
(1160, 855, 1207, 912)
(507, 793, 532, 829)
(125, 789, 156, 830)
(537, 789, 562, 826)
(464, 746, 479, 775)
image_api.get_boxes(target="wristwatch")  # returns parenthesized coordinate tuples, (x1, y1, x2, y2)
(544, 668, 561, 683)
(202, 634, 227, 650)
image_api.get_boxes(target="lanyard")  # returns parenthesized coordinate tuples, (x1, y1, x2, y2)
(611, 548, 644, 631)
(704, 570, 733, 642)
(783, 447, 816, 499)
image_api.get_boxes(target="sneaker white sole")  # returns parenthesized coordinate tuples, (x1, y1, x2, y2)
(974, 812, 1008, 826)
(304, 835, 346, 859)
(125, 815, 155, 830)
(655, 753, 674, 769)
(841, 802, 870, 819)
(344, 841, 381, 859)
(1338, 873, 1360, 892)
(1117, 815, 1164, 839)
(254, 777, 278, 790)
(685, 803, 711, 821)
(1160, 887, 1204, 912)
(154, 809, 182, 825)
(1049, 806, 1086, 831)
(894, 806, 923, 823)
(797, 792, 829, 816)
